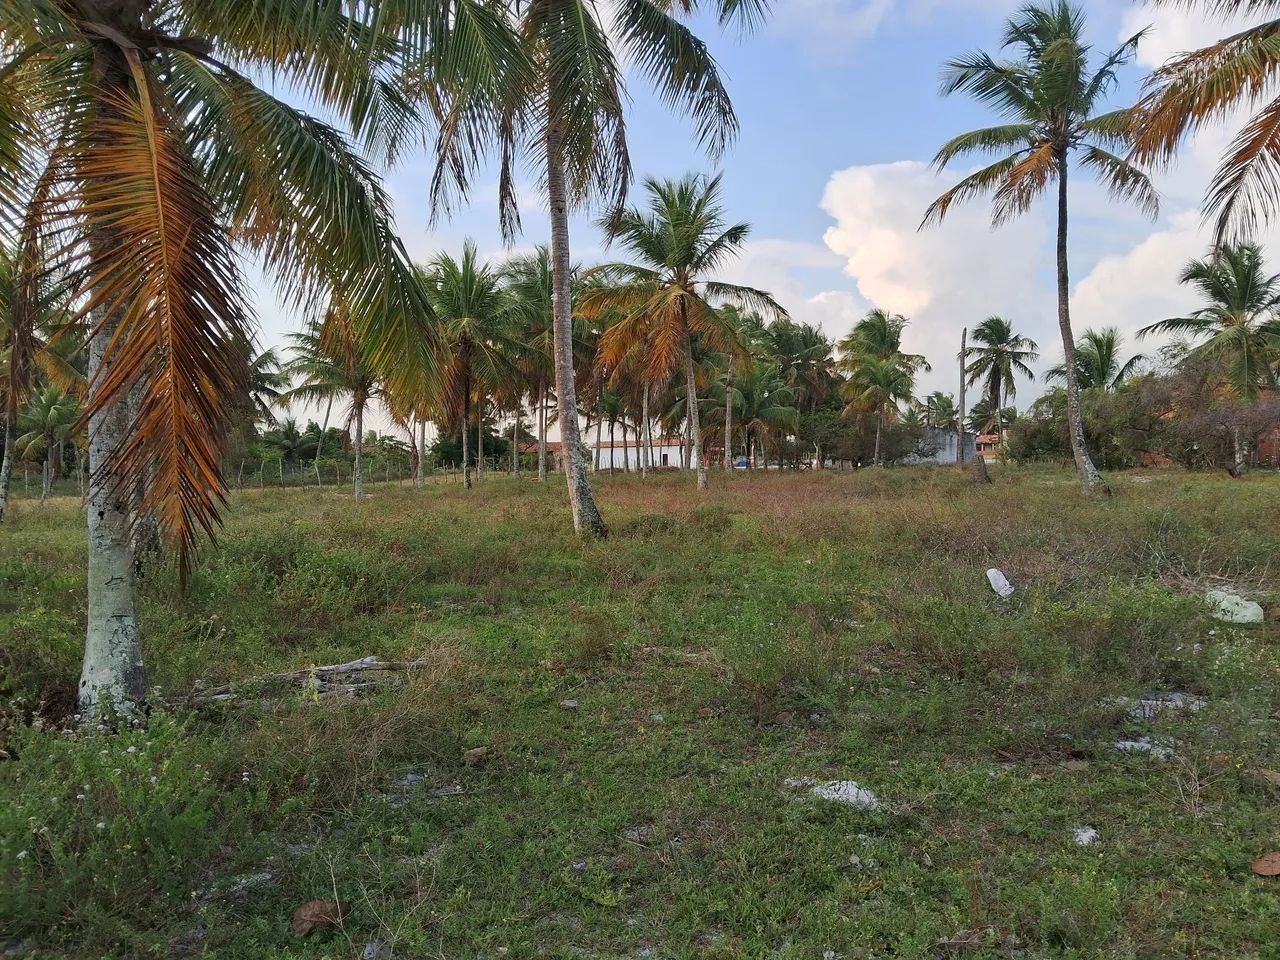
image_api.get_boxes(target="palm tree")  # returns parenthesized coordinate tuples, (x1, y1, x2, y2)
(263, 417, 308, 469)
(1129, 0, 1280, 238)
(3, 2, 512, 713)
(841, 357, 914, 465)
(425, 244, 518, 489)
(923, 391, 959, 430)
(923, 1, 1157, 494)
(503, 247, 559, 482)
(964, 317, 1038, 443)
(246, 347, 290, 428)
(1140, 243, 1280, 475)
(587, 174, 786, 490)
(1045, 327, 1145, 391)
(14, 385, 78, 504)
(764, 319, 835, 415)
(282, 315, 383, 502)
(967, 399, 1018, 436)
(456, 0, 764, 535)
(710, 360, 799, 468)
(837, 309, 930, 377)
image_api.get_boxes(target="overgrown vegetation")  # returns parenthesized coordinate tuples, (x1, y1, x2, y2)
(2, 469, 1278, 958)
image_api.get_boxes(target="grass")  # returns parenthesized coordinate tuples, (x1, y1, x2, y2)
(2, 466, 1280, 958)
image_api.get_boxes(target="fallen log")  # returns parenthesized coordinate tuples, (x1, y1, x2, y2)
(171, 657, 436, 707)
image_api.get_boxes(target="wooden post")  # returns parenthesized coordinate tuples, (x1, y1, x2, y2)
(957, 327, 967, 467)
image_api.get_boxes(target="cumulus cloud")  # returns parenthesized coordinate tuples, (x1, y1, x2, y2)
(819, 160, 1053, 394)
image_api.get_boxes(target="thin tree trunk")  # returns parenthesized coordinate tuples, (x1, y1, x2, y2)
(594, 409, 603, 471)
(683, 336, 708, 490)
(512, 409, 520, 476)
(462, 380, 472, 490)
(609, 419, 616, 475)
(354, 401, 365, 500)
(874, 410, 883, 465)
(546, 125, 607, 537)
(1055, 150, 1106, 495)
(315, 396, 333, 488)
(41, 455, 50, 505)
(1230, 424, 1249, 478)
(477, 396, 485, 480)
(957, 327, 967, 467)
(0, 401, 12, 523)
(80, 310, 146, 715)
(415, 417, 425, 487)
(641, 382, 651, 479)
(723, 366, 734, 472)
(537, 384, 548, 481)
(622, 418, 630, 473)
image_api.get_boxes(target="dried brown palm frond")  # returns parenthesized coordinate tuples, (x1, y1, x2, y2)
(69, 73, 250, 579)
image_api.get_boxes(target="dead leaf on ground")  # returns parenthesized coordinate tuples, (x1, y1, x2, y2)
(292, 900, 346, 938)
(1253, 769, 1280, 787)
(1251, 853, 1280, 878)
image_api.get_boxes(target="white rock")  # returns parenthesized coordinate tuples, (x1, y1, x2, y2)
(559, 699, 580, 711)
(986, 569, 1015, 599)
(1206, 589, 1264, 624)
(1115, 736, 1174, 761)
(1072, 827, 1100, 847)
(810, 780, 880, 810)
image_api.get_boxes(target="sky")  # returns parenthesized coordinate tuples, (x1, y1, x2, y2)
(252, 0, 1267, 427)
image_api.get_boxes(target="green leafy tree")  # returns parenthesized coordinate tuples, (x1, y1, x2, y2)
(587, 174, 785, 490)
(964, 316, 1038, 442)
(841, 357, 914, 465)
(1045, 327, 1145, 391)
(923, 0, 1157, 494)
(14, 385, 78, 504)
(1140, 243, 1280, 474)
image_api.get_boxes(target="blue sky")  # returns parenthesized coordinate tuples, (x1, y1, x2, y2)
(254, 0, 1258, 416)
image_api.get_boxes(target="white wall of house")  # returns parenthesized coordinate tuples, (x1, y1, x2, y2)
(594, 442, 687, 470)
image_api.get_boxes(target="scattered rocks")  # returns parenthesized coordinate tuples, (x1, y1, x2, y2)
(1072, 827, 1100, 847)
(362, 941, 393, 960)
(0, 939, 37, 959)
(430, 782, 464, 798)
(1102, 691, 1206, 722)
(1115, 736, 1174, 761)
(986, 569, 1015, 599)
(559, 699, 580, 711)
(786, 777, 880, 810)
(622, 824, 654, 844)
(1206, 589, 1265, 624)
(227, 871, 278, 896)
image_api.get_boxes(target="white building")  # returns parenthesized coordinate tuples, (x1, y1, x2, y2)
(593, 437, 689, 471)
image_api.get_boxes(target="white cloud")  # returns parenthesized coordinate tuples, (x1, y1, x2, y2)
(1120, 2, 1266, 69)
(819, 160, 1052, 395)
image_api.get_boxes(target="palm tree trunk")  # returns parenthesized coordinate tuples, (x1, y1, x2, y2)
(1055, 150, 1106, 495)
(641, 382, 651, 479)
(415, 417, 425, 487)
(537, 384, 549, 481)
(609, 419, 616, 474)
(683, 335, 708, 490)
(723, 367, 734, 472)
(0, 401, 13, 523)
(353, 401, 365, 500)
(594, 409, 603, 471)
(874, 411, 883, 465)
(622, 419, 630, 472)
(41, 455, 50, 505)
(1230, 424, 1249, 478)
(546, 125, 607, 537)
(477, 396, 485, 480)
(80, 309, 146, 715)
(957, 327, 967, 467)
(315, 396, 333, 488)
(512, 408, 521, 476)
(462, 382, 472, 490)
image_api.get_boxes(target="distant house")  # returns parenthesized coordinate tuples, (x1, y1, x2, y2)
(974, 433, 1001, 462)
(517, 441, 566, 472)
(593, 436, 686, 470)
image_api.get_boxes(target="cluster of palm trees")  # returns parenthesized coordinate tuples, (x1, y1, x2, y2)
(3, 0, 1280, 716)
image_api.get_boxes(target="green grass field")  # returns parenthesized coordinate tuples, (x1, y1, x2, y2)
(2, 467, 1280, 958)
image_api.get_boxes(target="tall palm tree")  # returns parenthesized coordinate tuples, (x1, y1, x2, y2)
(923, 1, 1157, 494)
(1129, 0, 1280, 238)
(964, 316, 1038, 442)
(245, 347, 290, 428)
(14, 385, 78, 504)
(708, 359, 799, 468)
(282, 315, 383, 502)
(3, 1, 516, 713)
(1045, 327, 1145, 390)
(1140, 243, 1280, 474)
(424, 243, 517, 489)
(837, 309, 930, 377)
(841, 357, 914, 465)
(451, 0, 765, 535)
(586, 174, 786, 490)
